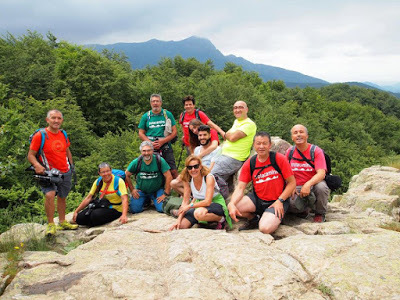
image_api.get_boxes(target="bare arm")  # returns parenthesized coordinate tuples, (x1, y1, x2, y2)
(197, 140, 218, 158)
(138, 129, 150, 142)
(73, 193, 93, 222)
(207, 120, 224, 137)
(227, 181, 248, 222)
(66, 147, 74, 166)
(27, 149, 45, 174)
(119, 194, 129, 224)
(156, 170, 172, 203)
(300, 169, 326, 197)
(190, 175, 215, 208)
(225, 130, 247, 142)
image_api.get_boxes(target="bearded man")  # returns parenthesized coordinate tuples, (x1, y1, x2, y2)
(125, 141, 172, 213)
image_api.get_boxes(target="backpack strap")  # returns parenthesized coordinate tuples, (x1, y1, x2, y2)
(250, 152, 285, 201)
(295, 147, 315, 169)
(288, 146, 295, 163)
(180, 111, 186, 123)
(195, 109, 200, 120)
(135, 155, 144, 175)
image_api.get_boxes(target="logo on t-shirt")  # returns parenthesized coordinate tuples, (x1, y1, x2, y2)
(254, 169, 279, 184)
(290, 162, 313, 172)
(51, 140, 65, 152)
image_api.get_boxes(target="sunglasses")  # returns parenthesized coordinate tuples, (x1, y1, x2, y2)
(187, 164, 200, 170)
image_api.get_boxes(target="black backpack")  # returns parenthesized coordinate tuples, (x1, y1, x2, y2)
(288, 145, 342, 191)
(249, 152, 284, 201)
(180, 109, 201, 123)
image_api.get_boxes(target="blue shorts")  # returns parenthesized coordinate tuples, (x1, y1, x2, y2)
(40, 170, 72, 198)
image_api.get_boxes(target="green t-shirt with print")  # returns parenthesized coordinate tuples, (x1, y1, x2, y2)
(138, 109, 176, 142)
(127, 155, 170, 194)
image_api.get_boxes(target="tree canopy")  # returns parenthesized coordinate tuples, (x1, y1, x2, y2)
(0, 31, 399, 232)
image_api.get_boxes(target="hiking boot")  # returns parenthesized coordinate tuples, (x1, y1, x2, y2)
(215, 217, 226, 230)
(239, 215, 260, 231)
(57, 220, 78, 230)
(296, 210, 310, 219)
(313, 214, 326, 223)
(45, 223, 57, 236)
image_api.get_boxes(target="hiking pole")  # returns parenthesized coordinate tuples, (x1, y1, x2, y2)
(177, 143, 184, 170)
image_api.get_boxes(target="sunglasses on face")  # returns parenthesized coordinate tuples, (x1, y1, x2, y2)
(187, 164, 200, 170)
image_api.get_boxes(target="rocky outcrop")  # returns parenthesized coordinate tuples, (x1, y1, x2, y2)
(1, 202, 400, 300)
(333, 165, 400, 220)
(2, 163, 400, 299)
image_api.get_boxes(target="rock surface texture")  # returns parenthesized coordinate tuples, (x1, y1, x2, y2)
(1, 165, 400, 299)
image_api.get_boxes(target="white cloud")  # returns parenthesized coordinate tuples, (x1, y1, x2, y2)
(0, 0, 399, 83)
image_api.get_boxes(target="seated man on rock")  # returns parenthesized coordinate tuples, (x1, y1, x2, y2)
(73, 162, 129, 227)
(125, 141, 172, 213)
(228, 132, 295, 234)
(285, 124, 330, 223)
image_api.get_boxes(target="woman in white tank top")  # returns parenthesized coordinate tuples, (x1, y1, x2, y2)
(169, 155, 232, 230)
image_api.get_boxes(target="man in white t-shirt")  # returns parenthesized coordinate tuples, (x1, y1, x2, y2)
(172, 125, 220, 195)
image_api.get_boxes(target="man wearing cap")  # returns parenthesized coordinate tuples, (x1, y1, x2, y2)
(286, 124, 330, 223)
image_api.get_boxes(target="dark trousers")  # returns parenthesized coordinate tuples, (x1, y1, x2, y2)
(76, 207, 121, 227)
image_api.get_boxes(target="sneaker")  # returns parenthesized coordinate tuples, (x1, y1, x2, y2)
(57, 220, 79, 230)
(46, 223, 57, 236)
(239, 215, 260, 231)
(215, 217, 226, 230)
(313, 214, 326, 223)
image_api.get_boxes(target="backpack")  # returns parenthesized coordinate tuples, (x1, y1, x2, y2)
(205, 174, 229, 199)
(147, 109, 177, 144)
(249, 152, 284, 201)
(288, 145, 342, 191)
(95, 169, 126, 197)
(29, 128, 69, 169)
(180, 108, 201, 123)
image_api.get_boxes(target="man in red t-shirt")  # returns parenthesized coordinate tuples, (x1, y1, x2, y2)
(285, 124, 330, 223)
(228, 132, 295, 234)
(179, 95, 223, 154)
(28, 109, 77, 236)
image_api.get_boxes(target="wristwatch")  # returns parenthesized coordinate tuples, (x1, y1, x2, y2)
(163, 191, 170, 197)
(190, 203, 194, 208)
(278, 198, 285, 203)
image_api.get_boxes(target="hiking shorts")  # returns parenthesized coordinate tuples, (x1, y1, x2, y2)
(40, 169, 72, 199)
(158, 145, 177, 170)
(184, 202, 224, 226)
(247, 192, 289, 217)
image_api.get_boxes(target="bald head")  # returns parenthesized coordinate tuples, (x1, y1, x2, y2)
(291, 124, 309, 147)
(233, 101, 248, 120)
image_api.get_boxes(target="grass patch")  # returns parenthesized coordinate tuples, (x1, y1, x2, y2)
(61, 240, 84, 254)
(380, 221, 400, 232)
(317, 283, 334, 297)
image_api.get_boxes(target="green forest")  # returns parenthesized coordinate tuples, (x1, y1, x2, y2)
(1, 31, 399, 233)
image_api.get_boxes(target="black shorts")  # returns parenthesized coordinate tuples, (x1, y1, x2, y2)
(184, 202, 224, 226)
(158, 144, 177, 170)
(247, 192, 289, 217)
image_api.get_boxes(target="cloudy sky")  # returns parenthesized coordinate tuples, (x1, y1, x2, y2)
(1, 0, 399, 84)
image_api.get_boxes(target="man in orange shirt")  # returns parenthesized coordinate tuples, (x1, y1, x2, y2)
(28, 109, 78, 236)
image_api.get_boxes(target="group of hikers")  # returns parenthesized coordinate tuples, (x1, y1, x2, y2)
(28, 94, 331, 236)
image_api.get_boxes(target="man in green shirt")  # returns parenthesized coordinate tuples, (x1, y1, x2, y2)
(125, 141, 172, 213)
(138, 94, 178, 178)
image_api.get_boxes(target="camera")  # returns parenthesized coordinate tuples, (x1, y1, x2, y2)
(33, 168, 64, 184)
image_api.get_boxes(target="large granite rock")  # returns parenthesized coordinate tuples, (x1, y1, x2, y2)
(334, 165, 400, 220)
(1, 203, 400, 300)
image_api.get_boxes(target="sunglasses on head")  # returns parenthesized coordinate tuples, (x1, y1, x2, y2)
(187, 164, 200, 170)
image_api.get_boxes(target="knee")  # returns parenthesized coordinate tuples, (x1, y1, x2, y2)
(171, 179, 178, 189)
(194, 208, 207, 220)
(259, 223, 277, 235)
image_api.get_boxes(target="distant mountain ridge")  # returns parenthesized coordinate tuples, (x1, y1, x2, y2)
(87, 36, 329, 87)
